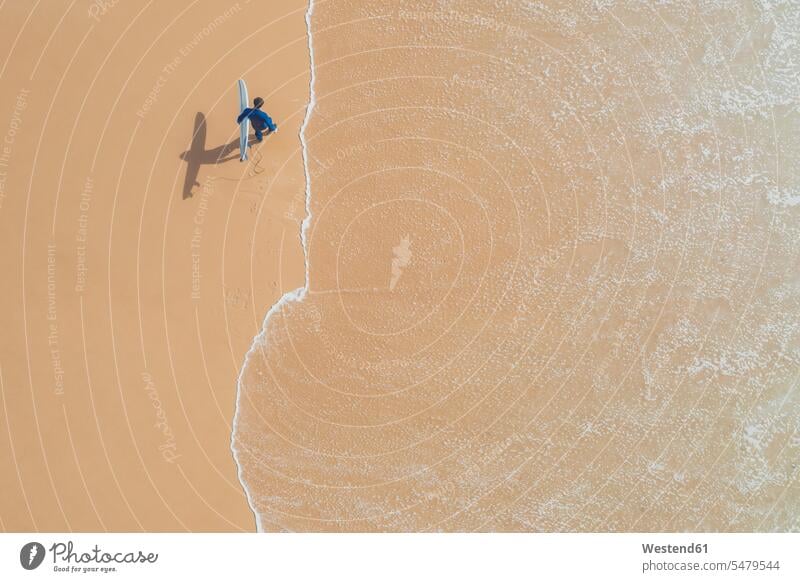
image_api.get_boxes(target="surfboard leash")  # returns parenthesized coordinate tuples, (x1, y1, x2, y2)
(248, 145, 265, 177)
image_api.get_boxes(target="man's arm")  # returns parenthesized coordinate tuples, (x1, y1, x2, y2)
(257, 110, 277, 132)
(237, 109, 249, 124)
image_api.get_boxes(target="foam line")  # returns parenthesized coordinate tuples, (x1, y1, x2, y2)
(299, 0, 317, 292)
(230, 0, 317, 533)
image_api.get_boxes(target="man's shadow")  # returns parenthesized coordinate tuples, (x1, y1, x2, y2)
(179, 112, 258, 199)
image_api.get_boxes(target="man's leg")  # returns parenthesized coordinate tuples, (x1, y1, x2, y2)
(254, 128, 263, 142)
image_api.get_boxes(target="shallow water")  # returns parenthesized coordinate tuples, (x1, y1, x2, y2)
(233, 0, 799, 531)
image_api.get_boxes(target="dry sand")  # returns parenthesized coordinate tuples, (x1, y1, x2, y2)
(0, 0, 309, 531)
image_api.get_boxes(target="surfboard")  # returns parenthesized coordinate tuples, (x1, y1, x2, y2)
(238, 79, 249, 161)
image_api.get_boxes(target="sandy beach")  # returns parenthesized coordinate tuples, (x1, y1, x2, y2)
(0, 0, 308, 530)
(1, 0, 798, 533)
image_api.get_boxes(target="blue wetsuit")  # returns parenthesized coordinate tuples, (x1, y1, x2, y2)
(237, 107, 277, 141)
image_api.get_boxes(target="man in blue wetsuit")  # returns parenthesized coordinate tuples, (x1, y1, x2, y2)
(237, 96, 277, 142)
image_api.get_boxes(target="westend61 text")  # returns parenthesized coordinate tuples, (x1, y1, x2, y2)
(643, 543, 708, 554)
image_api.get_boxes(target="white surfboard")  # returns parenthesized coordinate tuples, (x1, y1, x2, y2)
(238, 79, 249, 161)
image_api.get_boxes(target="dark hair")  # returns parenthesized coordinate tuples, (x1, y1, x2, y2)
(253, 97, 264, 108)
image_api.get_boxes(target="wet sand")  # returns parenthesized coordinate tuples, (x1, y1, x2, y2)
(0, 0, 309, 530)
(234, 0, 799, 531)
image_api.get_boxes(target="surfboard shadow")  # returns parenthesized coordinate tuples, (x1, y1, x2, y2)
(179, 112, 257, 199)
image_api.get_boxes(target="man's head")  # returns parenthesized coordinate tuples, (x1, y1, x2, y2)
(253, 97, 264, 109)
